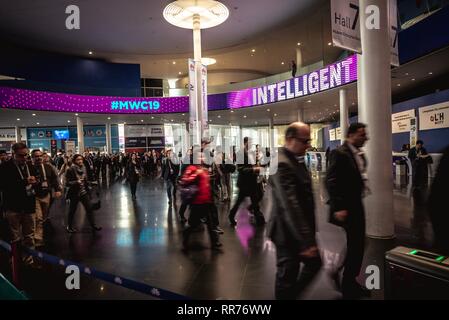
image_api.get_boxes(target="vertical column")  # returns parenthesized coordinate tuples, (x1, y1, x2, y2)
(296, 47, 303, 68)
(192, 14, 204, 145)
(358, 0, 394, 238)
(268, 118, 275, 150)
(105, 123, 112, 154)
(297, 108, 304, 122)
(76, 116, 84, 154)
(15, 126, 22, 143)
(339, 88, 349, 144)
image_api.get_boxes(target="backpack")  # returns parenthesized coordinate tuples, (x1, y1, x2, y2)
(179, 168, 199, 204)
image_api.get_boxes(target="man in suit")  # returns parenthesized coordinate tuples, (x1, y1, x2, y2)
(267, 122, 321, 300)
(326, 122, 370, 299)
(0, 143, 38, 265)
(428, 145, 449, 255)
(229, 137, 265, 227)
(162, 149, 180, 206)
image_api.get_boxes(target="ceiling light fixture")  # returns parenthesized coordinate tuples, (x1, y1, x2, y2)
(67, 120, 70, 123)
(297, 42, 301, 46)
(172, 61, 176, 64)
(107, 117, 111, 120)
(251, 49, 256, 53)
(36, 122, 40, 125)
(412, 78, 416, 81)
(429, 72, 433, 75)
(75, 113, 79, 116)
(32, 113, 36, 116)
(328, 42, 332, 46)
(201, 57, 216, 66)
(88, 51, 93, 55)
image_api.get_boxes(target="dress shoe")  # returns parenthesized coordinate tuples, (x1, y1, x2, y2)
(66, 226, 77, 233)
(212, 241, 223, 248)
(213, 227, 224, 234)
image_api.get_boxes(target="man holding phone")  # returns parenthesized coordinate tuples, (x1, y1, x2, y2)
(0, 142, 38, 265)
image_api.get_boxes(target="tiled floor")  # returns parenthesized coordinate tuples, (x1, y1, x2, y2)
(0, 172, 438, 299)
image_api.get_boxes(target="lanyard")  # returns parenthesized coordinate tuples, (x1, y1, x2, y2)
(15, 163, 30, 180)
(40, 164, 47, 181)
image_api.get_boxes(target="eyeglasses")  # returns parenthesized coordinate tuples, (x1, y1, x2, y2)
(294, 137, 312, 144)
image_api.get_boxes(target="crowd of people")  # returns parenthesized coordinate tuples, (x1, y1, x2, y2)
(1, 123, 448, 300)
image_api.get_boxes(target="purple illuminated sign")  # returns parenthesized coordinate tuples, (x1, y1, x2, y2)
(0, 55, 357, 114)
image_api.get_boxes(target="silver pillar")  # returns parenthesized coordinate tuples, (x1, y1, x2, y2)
(105, 123, 112, 154)
(339, 88, 349, 144)
(359, 0, 394, 239)
(76, 116, 84, 153)
(15, 126, 22, 143)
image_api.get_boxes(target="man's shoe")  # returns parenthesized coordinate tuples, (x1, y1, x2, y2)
(213, 227, 224, 234)
(92, 226, 102, 232)
(212, 241, 223, 248)
(66, 226, 77, 233)
(228, 217, 237, 227)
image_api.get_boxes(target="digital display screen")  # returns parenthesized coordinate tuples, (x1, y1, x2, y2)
(54, 130, 69, 140)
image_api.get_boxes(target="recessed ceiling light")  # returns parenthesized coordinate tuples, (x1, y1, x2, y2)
(267, 109, 270, 112)
(251, 49, 256, 53)
(178, 72, 182, 75)
(281, 62, 285, 65)
(141, 120, 144, 122)
(297, 42, 301, 46)
(274, 114, 277, 117)
(172, 61, 176, 65)
(209, 119, 212, 122)
(397, 84, 401, 87)
(75, 113, 79, 116)
(243, 115, 247, 118)
(36, 122, 40, 125)
(107, 117, 111, 120)
(17, 118, 20, 121)
(230, 110, 234, 113)
(67, 120, 71, 123)
(182, 113, 185, 116)
(171, 119, 174, 122)
(217, 115, 221, 118)
(412, 78, 416, 81)
(429, 72, 433, 75)
(88, 51, 93, 55)
(307, 100, 312, 103)
(32, 113, 36, 116)
(328, 42, 332, 46)
(405, 73, 409, 76)
(151, 116, 154, 119)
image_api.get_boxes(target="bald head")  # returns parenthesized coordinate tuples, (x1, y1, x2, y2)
(284, 122, 311, 156)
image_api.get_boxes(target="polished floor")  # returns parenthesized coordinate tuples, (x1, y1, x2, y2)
(0, 172, 436, 300)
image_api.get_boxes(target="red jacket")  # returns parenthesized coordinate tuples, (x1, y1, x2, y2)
(182, 165, 212, 204)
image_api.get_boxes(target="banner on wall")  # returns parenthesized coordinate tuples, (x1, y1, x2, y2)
(65, 141, 76, 155)
(125, 125, 148, 137)
(392, 109, 415, 133)
(336, 127, 342, 140)
(188, 59, 197, 135)
(0, 128, 16, 141)
(419, 102, 449, 130)
(201, 63, 209, 135)
(410, 117, 418, 147)
(148, 125, 164, 137)
(329, 129, 337, 141)
(330, 0, 399, 66)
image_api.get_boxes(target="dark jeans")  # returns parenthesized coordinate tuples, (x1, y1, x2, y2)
(166, 179, 176, 203)
(229, 187, 264, 222)
(341, 221, 366, 295)
(129, 180, 138, 197)
(68, 194, 95, 228)
(183, 203, 219, 246)
(275, 245, 322, 300)
(179, 201, 188, 220)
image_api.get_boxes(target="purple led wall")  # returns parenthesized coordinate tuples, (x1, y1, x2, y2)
(0, 55, 357, 114)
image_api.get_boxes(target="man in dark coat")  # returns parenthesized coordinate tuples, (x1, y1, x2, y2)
(326, 123, 370, 299)
(267, 122, 321, 300)
(428, 146, 449, 255)
(228, 137, 265, 226)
